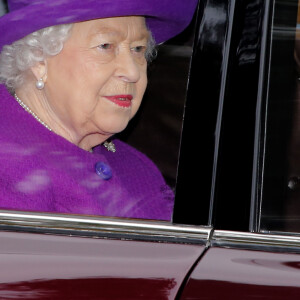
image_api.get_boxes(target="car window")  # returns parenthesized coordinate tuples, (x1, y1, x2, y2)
(0, 0, 197, 223)
(259, 0, 300, 233)
(119, 21, 196, 191)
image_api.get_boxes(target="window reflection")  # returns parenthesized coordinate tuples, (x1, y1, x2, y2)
(260, 0, 300, 233)
(284, 3, 300, 232)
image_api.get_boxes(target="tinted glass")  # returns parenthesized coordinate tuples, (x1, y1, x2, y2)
(260, 0, 300, 233)
(0, 0, 196, 222)
(120, 23, 195, 190)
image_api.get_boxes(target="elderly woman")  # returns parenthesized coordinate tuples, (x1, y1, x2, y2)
(0, 0, 197, 220)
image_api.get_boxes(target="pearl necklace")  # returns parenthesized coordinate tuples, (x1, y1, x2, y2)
(14, 93, 52, 131)
(13, 93, 116, 152)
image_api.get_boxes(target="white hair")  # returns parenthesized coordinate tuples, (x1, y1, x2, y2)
(146, 32, 157, 62)
(0, 23, 156, 92)
(0, 24, 73, 92)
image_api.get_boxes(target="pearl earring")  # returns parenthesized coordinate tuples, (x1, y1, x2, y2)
(35, 78, 44, 90)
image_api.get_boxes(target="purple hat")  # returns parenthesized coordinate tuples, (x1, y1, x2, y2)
(0, 0, 198, 51)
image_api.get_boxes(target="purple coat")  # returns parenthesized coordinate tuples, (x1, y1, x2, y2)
(0, 85, 174, 220)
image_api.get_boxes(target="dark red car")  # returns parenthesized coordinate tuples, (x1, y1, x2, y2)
(0, 0, 300, 299)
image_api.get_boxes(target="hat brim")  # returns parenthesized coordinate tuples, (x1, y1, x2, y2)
(0, 0, 198, 50)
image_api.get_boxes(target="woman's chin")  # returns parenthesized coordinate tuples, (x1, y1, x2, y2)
(97, 121, 130, 137)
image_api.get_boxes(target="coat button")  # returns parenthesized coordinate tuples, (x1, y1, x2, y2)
(95, 162, 112, 180)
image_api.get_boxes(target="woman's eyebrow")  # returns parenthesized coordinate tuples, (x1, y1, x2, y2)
(90, 27, 150, 41)
(89, 27, 120, 39)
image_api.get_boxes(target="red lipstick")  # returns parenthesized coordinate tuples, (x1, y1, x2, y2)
(104, 95, 133, 108)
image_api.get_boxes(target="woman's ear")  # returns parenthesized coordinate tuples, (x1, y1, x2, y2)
(30, 60, 48, 83)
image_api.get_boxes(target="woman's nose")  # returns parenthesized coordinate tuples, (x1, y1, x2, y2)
(114, 50, 141, 83)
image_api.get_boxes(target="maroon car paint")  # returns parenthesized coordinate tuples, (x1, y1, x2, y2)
(0, 231, 205, 299)
(180, 247, 300, 299)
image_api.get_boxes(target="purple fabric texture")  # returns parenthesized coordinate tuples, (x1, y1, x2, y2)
(0, 0, 199, 51)
(0, 84, 174, 220)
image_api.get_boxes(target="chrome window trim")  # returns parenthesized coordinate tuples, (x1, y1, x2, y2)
(0, 210, 212, 244)
(212, 230, 300, 250)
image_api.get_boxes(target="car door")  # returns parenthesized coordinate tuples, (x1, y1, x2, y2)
(4, 0, 300, 299)
(0, 1, 213, 299)
(0, 213, 211, 299)
(178, 0, 300, 299)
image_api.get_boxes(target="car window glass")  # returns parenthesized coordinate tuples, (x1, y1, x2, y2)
(260, 0, 300, 233)
(119, 23, 195, 190)
(0, 0, 196, 222)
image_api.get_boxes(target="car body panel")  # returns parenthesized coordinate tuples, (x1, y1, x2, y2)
(1, 0, 300, 299)
(180, 246, 300, 300)
(0, 230, 206, 299)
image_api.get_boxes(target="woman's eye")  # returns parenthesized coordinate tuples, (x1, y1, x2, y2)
(132, 46, 146, 54)
(98, 43, 113, 50)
